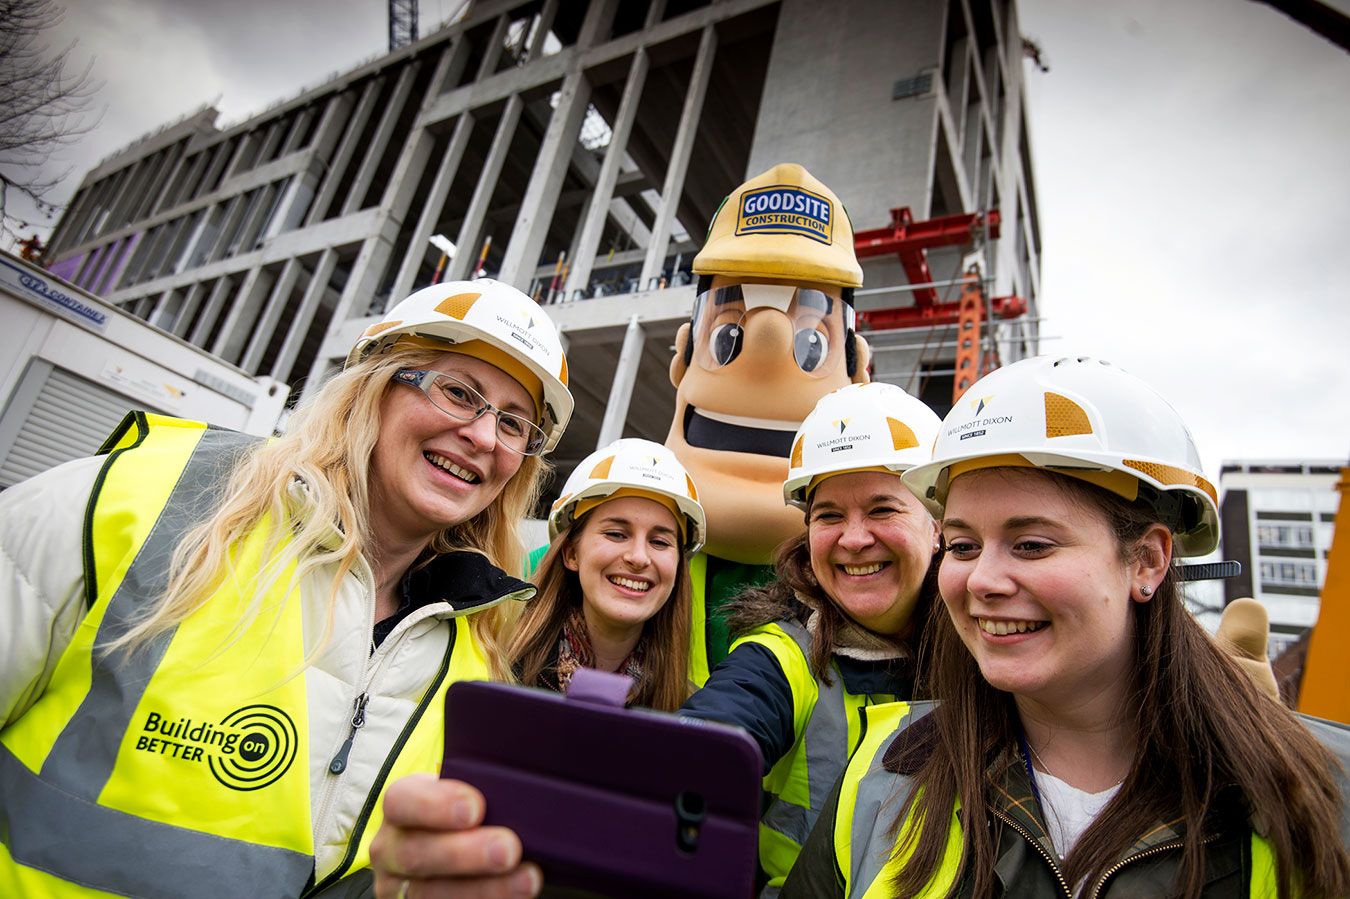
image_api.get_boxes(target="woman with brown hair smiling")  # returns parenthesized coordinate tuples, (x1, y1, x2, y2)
(784, 355, 1350, 899)
(508, 438, 704, 711)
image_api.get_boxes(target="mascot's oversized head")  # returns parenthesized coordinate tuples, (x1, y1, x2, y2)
(667, 163, 871, 562)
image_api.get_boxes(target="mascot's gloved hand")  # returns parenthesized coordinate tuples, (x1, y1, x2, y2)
(1216, 597, 1280, 701)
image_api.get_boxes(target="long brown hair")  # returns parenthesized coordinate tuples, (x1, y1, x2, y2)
(507, 509, 692, 711)
(726, 529, 939, 685)
(890, 469, 1349, 899)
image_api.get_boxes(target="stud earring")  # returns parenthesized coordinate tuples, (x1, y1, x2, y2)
(1139, 585, 1153, 597)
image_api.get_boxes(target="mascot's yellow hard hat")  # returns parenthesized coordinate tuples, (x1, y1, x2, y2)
(693, 163, 862, 289)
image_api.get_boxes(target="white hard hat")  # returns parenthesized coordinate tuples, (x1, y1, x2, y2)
(902, 355, 1219, 556)
(783, 382, 942, 509)
(348, 278, 573, 454)
(550, 438, 706, 553)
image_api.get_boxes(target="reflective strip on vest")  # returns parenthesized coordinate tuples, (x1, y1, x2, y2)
(836, 701, 959, 899)
(835, 704, 1285, 899)
(1, 415, 315, 898)
(738, 619, 898, 895)
(689, 553, 710, 685)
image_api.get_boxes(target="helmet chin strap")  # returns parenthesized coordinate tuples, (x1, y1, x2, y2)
(1176, 560, 1242, 582)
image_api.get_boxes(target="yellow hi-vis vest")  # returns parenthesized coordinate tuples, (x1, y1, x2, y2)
(833, 703, 1284, 899)
(733, 620, 902, 896)
(0, 412, 489, 899)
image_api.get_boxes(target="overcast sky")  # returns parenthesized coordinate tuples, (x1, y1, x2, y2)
(13, 0, 1350, 481)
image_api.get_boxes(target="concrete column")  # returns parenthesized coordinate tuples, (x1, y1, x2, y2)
(255, 119, 287, 164)
(435, 34, 474, 94)
(241, 259, 303, 372)
(146, 142, 188, 217)
(524, 0, 559, 61)
(188, 276, 236, 346)
(195, 139, 235, 200)
(341, 64, 421, 216)
(168, 280, 208, 337)
(266, 174, 312, 240)
(280, 106, 316, 156)
(389, 112, 475, 301)
(300, 226, 393, 389)
(270, 250, 338, 380)
(378, 46, 458, 218)
(100, 159, 146, 234)
(307, 91, 370, 222)
(595, 314, 644, 447)
(639, 25, 717, 288)
(224, 131, 260, 180)
(576, 0, 621, 47)
(497, 70, 592, 289)
(475, 14, 512, 79)
(146, 289, 176, 330)
(947, 37, 971, 141)
(446, 94, 523, 282)
(565, 47, 650, 295)
(300, 89, 363, 226)
(75, 177, 118, 244)
(228, 185, 276, 256)
(136, 148, 174, 218)
(211, 266, 268, 363)
(172, 152, 209, 208)
(336, 220, 399, 324)
(207, 195, 251, 262)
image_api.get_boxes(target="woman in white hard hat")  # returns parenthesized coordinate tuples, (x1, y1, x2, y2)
(507, 438, 705, 712)
(0, 277, 570, 898)
(680, 380, 945, 896)
(783, 356, 1350, 899)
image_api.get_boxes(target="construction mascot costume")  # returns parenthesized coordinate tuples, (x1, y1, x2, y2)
(669, 163, 871, 685)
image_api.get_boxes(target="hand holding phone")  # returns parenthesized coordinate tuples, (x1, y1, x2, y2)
(441, 672, 763, 898)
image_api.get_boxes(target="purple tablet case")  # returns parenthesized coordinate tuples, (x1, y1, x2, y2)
(441, 673, 762, 898)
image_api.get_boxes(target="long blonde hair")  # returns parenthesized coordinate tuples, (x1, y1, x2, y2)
(506, 510, 692, 711)
(109, 344, 546, 675)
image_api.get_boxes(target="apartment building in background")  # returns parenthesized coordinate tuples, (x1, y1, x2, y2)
(1220, 460, 1344, 657)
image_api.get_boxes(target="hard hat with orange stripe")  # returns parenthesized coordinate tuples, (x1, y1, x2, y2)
(550, 438, 706, 553)
(348, 278, 573, 454)
(783, 383, 942, 509)
(902, 355, 1220, 556)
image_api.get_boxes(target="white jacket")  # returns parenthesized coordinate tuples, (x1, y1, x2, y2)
(0, 455, 524, 882)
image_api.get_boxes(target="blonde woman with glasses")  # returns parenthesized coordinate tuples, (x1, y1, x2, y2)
(0, 278, 571, 899)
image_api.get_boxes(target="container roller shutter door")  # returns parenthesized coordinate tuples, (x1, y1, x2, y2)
(0, 365, 145, 488)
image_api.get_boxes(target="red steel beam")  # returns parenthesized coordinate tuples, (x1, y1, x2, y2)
(860, 294, 1026, 330)
(854, 207, 1002, 311)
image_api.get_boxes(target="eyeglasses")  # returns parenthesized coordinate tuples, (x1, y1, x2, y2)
(393, 369, 547, 456)
(689, 283, 855, 378)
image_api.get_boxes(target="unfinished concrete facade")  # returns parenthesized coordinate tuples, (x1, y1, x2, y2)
(43, 0, 1041, 489)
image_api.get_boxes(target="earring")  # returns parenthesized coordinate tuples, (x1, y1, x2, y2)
(1139, 585, 1153, 597)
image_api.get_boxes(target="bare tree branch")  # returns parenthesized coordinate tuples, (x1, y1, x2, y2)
(0, 0, 103, 254)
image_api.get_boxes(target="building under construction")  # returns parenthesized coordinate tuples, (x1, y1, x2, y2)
(35, 0, 1041, 488)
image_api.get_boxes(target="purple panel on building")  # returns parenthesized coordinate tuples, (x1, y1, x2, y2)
(97, 232, 142, 295)
(84, 240, 123, 297)
(79, 244, 111, 292)
(48, 253, 88, 283)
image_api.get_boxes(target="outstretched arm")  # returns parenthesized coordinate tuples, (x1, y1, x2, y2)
(681, 640, 799, 774)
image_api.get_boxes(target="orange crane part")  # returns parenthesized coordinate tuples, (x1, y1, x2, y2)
(951, 270, 984, 403)
(1297, 467, 1350, 724)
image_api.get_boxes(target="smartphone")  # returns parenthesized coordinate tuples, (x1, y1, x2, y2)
(441, 678, 763, 898)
